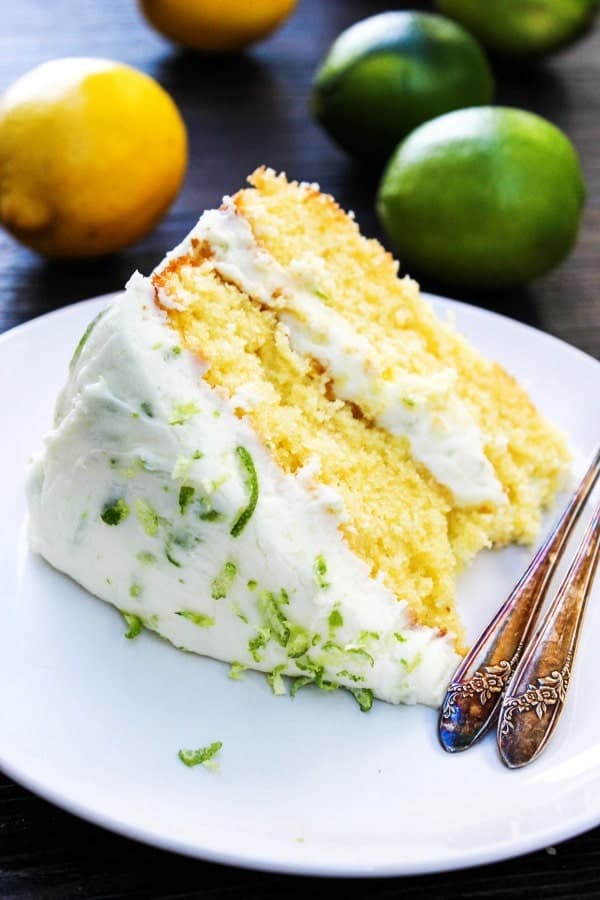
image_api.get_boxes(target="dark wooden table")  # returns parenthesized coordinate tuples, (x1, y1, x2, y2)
(1, 1, 598, 897)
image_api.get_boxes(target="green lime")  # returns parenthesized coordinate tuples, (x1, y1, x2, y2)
(377, 107, 585, 289)
(435, 0, 599, 58)
(311, 11, 494, 164)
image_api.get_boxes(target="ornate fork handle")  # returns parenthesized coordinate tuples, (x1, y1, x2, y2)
(498, 499, 600, 768)
(438, 447, 600, 753)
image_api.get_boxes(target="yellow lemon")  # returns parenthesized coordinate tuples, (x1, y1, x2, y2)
(0, 58, 187, 258)
(138, 0, 298, 52)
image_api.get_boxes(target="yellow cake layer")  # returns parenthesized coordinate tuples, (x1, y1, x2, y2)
(152, 168, 570, 651)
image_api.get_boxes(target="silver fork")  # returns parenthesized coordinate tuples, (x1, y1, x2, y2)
(438, 447, 600, 754)
(497, 497, 600, 768)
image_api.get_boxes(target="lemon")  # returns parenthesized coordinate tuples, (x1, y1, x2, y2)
(0, 58, 187, 258)
(138, 0, 298, 53)
(311, 12, 494, 164)
(377, 107, 585, 289)
(436, 0, 599, 58)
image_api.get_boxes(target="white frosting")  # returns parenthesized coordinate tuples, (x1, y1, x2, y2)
(27, 274, 460, 707)
(178, 203, 505, 508)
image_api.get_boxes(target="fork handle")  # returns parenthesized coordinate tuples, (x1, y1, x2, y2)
(438, 447, 600, 753)
(497, 500, 600, 768)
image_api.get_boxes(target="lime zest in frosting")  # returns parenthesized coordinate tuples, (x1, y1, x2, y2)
(290, 676, 314, 697)
(346, 647, 375, 667)
(232, 602, 249, 624)
(178, 485, 195, 514)
(169, 401, 200, 426)
(135, 498, 159, 536)
(286, 624, 311, 658)
(229, 661, 247, 680)
(295, 654, 338, 691)
(211, 561, 237, 599)
(248, 627, 270, 662)
(137, 550, 157, 565)
(359, 631, 380, 643)
(176, 610, 215, 628)
(328, 607, 343, 635)
(199, 508, 226, 522)
(267, 664, 287, 695)
(351, 688, 374, 712)
(101, 498, 130, 526)
(122, 612, 143, 639)
(230, 446, 258, 537)
(172, 455, 194, 481)
(258, 589, 290, 647)
(313, 554, 330, 589)
(400, 651, 423, 673)
(165, 545, 182, 567)
(69, 309, 106, 370)
(336, 669, 365, 683)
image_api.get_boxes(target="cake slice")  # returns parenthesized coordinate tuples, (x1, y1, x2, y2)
(26, 168, 570, 708)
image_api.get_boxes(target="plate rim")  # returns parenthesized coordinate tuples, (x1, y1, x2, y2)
(1, 744, 599, 878)
(1, 293, 599, 878)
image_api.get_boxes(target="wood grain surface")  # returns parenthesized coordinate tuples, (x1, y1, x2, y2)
(0, 1, 598, 897)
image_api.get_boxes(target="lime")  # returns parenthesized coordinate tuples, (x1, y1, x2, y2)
(311, 12, 494, 164)
(377, 107, 585, 289)
(435, 0, 599, 58)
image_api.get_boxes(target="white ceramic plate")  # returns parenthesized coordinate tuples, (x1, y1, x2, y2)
(1, 294, 599, 877)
